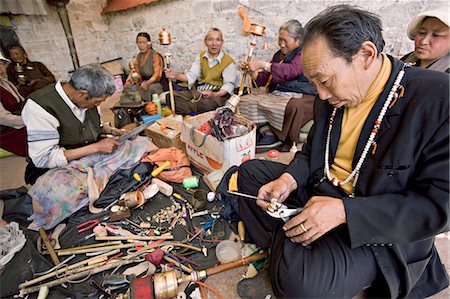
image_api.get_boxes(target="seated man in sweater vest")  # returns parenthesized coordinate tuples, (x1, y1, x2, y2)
(164, 28, 237, 115)
(21, 64, 126, 184)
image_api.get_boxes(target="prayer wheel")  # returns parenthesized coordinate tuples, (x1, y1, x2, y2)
(249, 22, 265, 36)
(159, 28, 171, 45)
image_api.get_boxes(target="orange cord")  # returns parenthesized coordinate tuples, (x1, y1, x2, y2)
(193, 280, 224, 299)
(200, 284, 207, 299)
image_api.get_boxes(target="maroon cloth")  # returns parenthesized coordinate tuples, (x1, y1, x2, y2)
(255, 50, 303, 86)
(0, 85, 27, 156)
(144, 248, 164, 265)
(272, 95, 315, 147)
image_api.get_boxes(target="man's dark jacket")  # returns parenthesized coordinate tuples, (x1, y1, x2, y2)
(286, 56, 449, 297)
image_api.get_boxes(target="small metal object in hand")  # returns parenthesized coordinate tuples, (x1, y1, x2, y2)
(266, 202, 303, 222)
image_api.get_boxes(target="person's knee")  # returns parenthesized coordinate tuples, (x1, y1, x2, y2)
(237, 160, 260, 181)
(275, 272, 331, 298)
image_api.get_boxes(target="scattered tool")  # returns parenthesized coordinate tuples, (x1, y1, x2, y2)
(38, 228, 60, 266)
(266, 202, 303, 222)
(77, 215, 110, 233)
(116, 121, 154, 143)
(227, 191, 271, 202)
(228, 191, 303, 222)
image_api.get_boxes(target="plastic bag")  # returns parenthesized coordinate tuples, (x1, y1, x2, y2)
(143, 147, 192, 183)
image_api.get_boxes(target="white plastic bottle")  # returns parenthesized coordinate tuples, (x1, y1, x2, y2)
(152, 93, 162, 116)
(290, 142, 298, 159)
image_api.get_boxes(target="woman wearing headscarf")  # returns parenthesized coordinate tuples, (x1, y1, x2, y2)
(401, 9, 449, 73)
(0, 53, 27, 156)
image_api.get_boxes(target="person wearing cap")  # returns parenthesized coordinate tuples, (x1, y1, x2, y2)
(7, 44, 56, 98)
(401, 9, 449, 72)
(0, 52, 27, 156)
(233, 5, 448, 298)
(123, 32, 168, 101)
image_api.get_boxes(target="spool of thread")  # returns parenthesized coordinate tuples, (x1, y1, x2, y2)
(151, 178, 173, 196)
(123, 191, 144, 209)
(192, 190, 207, 210)
(182, 176, 199, 189)
(207, 192, 215, 202)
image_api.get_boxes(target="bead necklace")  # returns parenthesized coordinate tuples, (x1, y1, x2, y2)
(324, 66, 406, 196)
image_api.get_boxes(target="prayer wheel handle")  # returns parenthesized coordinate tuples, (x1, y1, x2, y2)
(206, 251, 268, 276)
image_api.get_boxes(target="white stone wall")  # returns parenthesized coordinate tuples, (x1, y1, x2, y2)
(7, 0, 448, 81)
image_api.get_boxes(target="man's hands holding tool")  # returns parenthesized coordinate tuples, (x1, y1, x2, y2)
(257, 173, 347, 246)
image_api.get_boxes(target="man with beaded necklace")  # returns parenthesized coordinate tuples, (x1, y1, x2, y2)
(233, 5, 449, 299)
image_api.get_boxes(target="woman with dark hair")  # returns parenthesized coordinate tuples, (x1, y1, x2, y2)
(238, 20, 316, 151)
(123, 32, 167, 101)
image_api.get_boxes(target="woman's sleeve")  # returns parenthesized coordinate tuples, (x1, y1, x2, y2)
(270, 52, 303, 84)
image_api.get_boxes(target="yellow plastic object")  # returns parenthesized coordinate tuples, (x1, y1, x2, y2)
(133, 173, 142, 182)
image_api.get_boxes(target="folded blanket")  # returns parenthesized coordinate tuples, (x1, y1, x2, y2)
(27, 137, 154, 230)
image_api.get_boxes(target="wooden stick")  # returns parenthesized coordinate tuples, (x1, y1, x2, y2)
(163, 256, 192, 274)
(39, 228, 60, 266)
(19, 249, 120, 289)
(57, 242, 139, 256)
(19, 258, 136, 296)
(95, 235, 174, 242)
(168, 79, 176, 115)
(55, 241, 122, 253)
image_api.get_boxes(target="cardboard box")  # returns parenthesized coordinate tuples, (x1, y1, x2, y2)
(181, 111, 256, 174)
(145, 115, 185, 151)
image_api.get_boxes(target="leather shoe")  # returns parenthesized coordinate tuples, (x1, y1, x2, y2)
(237, 267, 275, 298)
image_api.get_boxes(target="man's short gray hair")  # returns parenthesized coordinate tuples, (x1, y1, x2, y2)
(69, 64, 115, 99)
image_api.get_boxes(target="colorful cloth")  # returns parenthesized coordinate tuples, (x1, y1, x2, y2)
(27, 136, 153, 230)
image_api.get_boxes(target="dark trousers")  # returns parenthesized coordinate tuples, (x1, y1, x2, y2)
(237, 160, 384, 298)
(166, 89, 229, 116)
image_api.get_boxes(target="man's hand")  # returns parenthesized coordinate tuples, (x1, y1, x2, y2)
(256, 173, 298, 210)
(200, 90, 215, 98)
(283, 196, 347, 246)
(164, 68, 177, 81)
(95, 137, 120, 154)
(141, 81, 149, 90)
(17, 77, 27, 85)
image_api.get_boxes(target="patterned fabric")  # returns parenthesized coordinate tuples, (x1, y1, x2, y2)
(27, 136, 153, 230)
(238, 88, 303, 131)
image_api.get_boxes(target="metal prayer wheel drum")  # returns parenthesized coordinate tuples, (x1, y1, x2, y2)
(153, 270, 178, 299)
(159, 28, 171, 45)
(249, 22, 265, 36)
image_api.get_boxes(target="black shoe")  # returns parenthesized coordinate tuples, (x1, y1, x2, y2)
(237, 268, 275, 299)
(256, 134, 282, 151)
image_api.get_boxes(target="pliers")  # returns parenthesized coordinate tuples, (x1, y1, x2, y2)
(266, 202, 303, 222)
(77, 215, 110, 233)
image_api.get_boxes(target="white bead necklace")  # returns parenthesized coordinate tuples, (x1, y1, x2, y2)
(324, 67, 406, 196)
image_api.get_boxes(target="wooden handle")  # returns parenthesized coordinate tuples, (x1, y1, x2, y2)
(205, 251, 268, 276)
(151, 160, 171, 177)
(238, 221, 245, 241)
(39, 228, 60, 266)
(168, 79, 175, 115)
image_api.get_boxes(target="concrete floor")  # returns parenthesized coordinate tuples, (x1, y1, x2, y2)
(0, 93, 448, 298)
